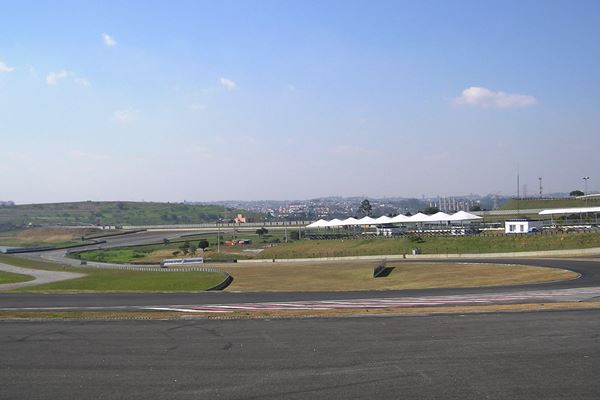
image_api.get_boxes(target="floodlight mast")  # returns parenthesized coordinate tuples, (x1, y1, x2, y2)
(583, 176, 590, 194)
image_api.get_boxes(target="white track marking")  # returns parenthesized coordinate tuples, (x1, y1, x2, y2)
(147, 287, 600, 312)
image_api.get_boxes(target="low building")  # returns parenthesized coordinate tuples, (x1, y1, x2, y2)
(505, 219, 543, 234)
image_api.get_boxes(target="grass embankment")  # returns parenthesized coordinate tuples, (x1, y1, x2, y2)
(15, 270, 225, 292)
(258, 233, 600, 259)
(0, 254, 224, 293)
(0, 227, 100, 248)
(222, 261, 577, 292)
(74, 231, 287, 264)
(0, 201, 263, 227)
(0, 271, 35, 284)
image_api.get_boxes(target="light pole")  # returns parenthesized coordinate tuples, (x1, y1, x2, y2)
(583, 176, 591, 210)
(217, 220, 221, 254)
(583, 176, 590, 195)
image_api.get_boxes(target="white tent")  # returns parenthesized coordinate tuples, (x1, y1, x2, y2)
(356, 216, 377, 225)
(374, 215, 393, 224)
(447, 211, 482, 222)
(405, 212, 430, 223)
(339, 217, 361, 226)
(306, 219, 328, 228)
(324, 218, 343, 227)
(390, 214, 409, 223)
(539, 206, 600, 215)
(424, 212, 452, 223)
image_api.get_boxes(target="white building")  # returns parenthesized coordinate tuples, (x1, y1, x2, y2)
(505, 219, 543, 234)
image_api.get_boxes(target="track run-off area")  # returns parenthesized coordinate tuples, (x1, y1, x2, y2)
(1, 230, 600, 313)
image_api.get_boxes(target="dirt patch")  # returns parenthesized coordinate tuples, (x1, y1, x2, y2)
(15, 228, 100, 243)
(220, 261, 578, 292)
(2, 301, 599, 320)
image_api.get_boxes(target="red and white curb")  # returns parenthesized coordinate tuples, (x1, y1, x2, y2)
(147, 287, 600, 313)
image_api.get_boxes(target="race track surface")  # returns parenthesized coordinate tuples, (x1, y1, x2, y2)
(1, 258, 600, 311)
(2, 310, 600, 399)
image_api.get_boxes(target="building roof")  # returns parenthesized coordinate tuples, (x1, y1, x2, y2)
(539, 206, 600, 215)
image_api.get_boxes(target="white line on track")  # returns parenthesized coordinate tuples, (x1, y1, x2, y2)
(147, 287, 600, 313)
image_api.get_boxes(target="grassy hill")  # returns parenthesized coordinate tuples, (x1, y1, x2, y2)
(500, 197, 600, 210)
(0, 201, 263, 229)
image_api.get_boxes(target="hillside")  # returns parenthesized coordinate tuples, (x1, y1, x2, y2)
(500, 197, 600, 210)
(0, 201, 262, 229)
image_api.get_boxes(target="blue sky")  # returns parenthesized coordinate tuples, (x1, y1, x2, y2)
(1, 0, 599, 203)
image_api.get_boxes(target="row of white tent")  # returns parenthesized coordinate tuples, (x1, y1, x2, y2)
(306, 211, 482, 228)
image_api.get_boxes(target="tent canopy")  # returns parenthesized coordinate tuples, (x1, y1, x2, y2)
(390, 214, 409, 223)
(447, 211, 482, 221)
(357, 216, 377, 225)
(374, 215, 393, 224)
(306, 211, 484, 228)
(539, 206, 600, 215)
(339, 217, 360, 226)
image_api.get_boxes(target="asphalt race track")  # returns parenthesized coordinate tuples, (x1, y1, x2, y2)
(1, 257, 600, 310)
(2, 311, 600, 399)
(3, 232, 600, 399)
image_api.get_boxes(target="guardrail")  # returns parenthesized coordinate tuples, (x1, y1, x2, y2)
(2, 240, 107, 254)
(121, 221, 311, 230)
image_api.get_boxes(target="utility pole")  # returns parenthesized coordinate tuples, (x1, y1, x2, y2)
(583, 176, 590, 194)
(538, 177, 543, 198)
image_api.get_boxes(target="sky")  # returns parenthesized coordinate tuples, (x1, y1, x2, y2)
(1, 0, 599, 204)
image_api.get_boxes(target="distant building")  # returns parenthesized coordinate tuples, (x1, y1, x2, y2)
(505, 219, 543, 234)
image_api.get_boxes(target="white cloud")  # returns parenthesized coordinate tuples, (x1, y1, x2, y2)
(0, 61, 15, 73)
(102, 33, 117, 47)
(27, 65, 38, 78)
(46, 70, 90, 87)
(219, 77, 237, 91)
(113, 108, 140, 124)
(454, 86, 537, 108)
(73, 77, 91, 87)
(46, 70, 69, 85)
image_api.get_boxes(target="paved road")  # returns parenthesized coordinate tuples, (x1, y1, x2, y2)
(1, 310, 599, 399)
(1, 258, 599, 310)
(0, 263, 84, 291)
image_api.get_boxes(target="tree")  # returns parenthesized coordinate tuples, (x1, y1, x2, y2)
(179, 241, 190, 255)
(188, 244, 197, 256)
(570, 190, 584, 197)
(256, 227, 269, 237)
(469, 205, 482, 212)
(198, 239, 210, 251)
(358, 199, 372, 216)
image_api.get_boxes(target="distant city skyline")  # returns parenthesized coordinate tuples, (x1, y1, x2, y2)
(1, 1, 599, 203)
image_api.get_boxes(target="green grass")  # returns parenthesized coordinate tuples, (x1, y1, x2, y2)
(15, 270, 225, 292)
(71, 231, 600, 262)
(0, 201, 264, 227)
(0, 270, 35, 284)
(73, 231, 288, 263)
(257, 232, 600, 259)
(0, 254, 225, 292)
